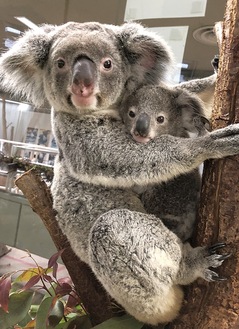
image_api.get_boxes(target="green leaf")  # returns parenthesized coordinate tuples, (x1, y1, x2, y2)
(0, 290, 34, 329)
(48, 299, 65, 327)
(18, 312, 33, 327)
(62, 315, 92, 329)
(35, 296, 55, 329)
(92, 314, 144, 329)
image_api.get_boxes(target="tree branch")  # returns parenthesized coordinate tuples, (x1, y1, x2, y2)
(15, 169, 113, 325)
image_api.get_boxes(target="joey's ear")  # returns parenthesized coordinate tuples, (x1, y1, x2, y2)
(0, 25, 55, 107)
(117, 22, 174, 89)
(176, 89, 211, 136)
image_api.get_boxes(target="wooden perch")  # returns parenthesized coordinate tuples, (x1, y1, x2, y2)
(167, 0, 239, 328)
(15, 169, 113, 326)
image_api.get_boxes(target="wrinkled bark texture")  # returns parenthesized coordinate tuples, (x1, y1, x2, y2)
(15, 170, 113, 326)
(168, 0, 239, 328)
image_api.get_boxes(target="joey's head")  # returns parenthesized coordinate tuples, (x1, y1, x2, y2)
(0, 21, 173, 115)
(121, 85, 209, 144)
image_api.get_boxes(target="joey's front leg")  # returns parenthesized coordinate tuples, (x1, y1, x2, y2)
(176, 242, 231, 285)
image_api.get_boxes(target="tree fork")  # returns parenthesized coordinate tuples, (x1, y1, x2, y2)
(167, 0, 239, 328)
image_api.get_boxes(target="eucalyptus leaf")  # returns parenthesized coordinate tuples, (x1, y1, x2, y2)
(0, 290, 34, 329)
(63, 315, 92, 329)
(92, 314, 144, 329)
(18, 312, 33, 327)
(48, 299, 65, 327)
(35, 296, 54, 329)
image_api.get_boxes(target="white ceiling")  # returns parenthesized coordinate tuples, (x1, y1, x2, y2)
(0, 0, 227, 77)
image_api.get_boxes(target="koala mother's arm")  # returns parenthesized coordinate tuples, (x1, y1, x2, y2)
(53, 110, 239, 188)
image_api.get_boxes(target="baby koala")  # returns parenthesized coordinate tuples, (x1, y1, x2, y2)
(120, 84, 209, 241)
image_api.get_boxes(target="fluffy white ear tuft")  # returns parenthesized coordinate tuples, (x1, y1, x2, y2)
(117, 22, 174, 92)
(0, 25, 55, 107)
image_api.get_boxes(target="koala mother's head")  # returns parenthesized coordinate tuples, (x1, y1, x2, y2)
(0, 21, 173, 114)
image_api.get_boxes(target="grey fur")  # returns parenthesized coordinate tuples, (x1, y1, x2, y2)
(179, 74, 216, 117)
(0, 22, 238, 325)
(120, 84, 209, 241)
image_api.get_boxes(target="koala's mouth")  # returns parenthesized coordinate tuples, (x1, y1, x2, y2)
(70, 93, 97, 109)
(132, 134, 151, 144)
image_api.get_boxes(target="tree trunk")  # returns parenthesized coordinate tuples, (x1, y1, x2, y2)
(167, 0, 239, 328)
(15, 169, 113, 326)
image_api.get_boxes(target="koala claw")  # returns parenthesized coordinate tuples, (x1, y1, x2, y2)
(212, 275, 227, 282)
(197, 243, 231, 281)
(208, 242, 226, 254)
(217, 253, 232, 261)
(205, 243, 231, 267)
(204, 270, 227, 282)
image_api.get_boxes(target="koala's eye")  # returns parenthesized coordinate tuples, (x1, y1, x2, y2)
(129, 110, 136, 118)
(56, 58, 65, 69)
(157, 116, 165, 124)
(102, 58, 112, 70)
(103, 59, 112, 69)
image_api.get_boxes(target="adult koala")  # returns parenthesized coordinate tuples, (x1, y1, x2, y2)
(0, 22, 238, 325)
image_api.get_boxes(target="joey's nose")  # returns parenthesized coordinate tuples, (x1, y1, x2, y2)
(71, 57, 96, 96)
(134, 113, 150, 137)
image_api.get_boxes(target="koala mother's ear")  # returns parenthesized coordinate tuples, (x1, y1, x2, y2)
(0, 25, 55, 107)
(176, 89, 211, 136)
(116, 22, 174, 90)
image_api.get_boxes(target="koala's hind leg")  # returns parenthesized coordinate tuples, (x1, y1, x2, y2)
(89, 209, 184, 325)
(176, 242, 230, 285)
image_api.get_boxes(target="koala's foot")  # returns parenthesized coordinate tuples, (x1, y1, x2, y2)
(176, 242, 231, 285)
(203, 243, 231, 281)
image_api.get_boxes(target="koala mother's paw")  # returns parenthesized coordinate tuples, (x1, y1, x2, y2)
(202, 243, 231, 282)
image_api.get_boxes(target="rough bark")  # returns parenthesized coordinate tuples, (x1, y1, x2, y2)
(15, 169, 113, 326)
(167, 0, 239, 328)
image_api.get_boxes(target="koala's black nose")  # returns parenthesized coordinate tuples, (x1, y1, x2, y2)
(135, 113, 150, 137)
(72, 57, 96, 96)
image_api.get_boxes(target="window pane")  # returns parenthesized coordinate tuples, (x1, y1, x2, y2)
(148, 26, 189, 83)
(125, 0, 207, 20)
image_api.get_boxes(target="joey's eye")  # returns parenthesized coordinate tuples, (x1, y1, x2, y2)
(102, 58, 112, 70)
(157, 116, 165, 124)
(129, 110, 136, 118)
(56, 58, 65, 68)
